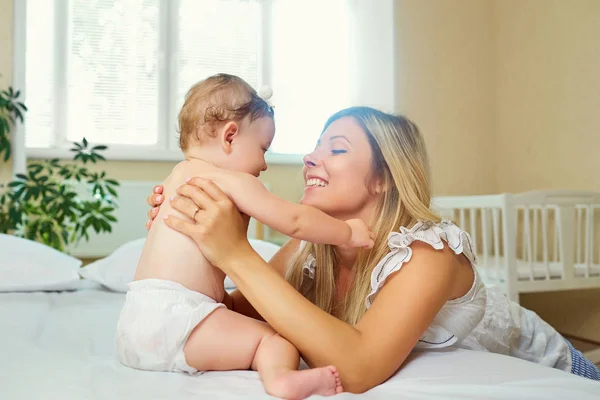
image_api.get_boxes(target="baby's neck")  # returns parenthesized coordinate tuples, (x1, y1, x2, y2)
(182, 148, 222, 170)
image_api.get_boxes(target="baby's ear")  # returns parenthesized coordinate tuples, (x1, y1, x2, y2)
(220, 121, 239, 154)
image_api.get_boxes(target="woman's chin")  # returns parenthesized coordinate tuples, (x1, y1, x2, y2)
(300, 193, 323, 208)
(300, 196, 337, 217)
(299, 196, 313, 206)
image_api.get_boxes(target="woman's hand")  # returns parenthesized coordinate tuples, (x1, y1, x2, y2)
(163, 178, 253, 272)
(146, 185, 164, 230)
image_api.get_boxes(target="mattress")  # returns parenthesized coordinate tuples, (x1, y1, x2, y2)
(1, 287, 598, 399)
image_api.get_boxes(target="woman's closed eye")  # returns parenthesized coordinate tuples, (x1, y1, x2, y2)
(331, 149, 347, 155)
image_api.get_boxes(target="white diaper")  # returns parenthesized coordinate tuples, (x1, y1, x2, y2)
(116, 278, 225, 374)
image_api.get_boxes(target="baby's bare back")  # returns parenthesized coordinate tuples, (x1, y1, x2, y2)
(134, 161, 225, 302)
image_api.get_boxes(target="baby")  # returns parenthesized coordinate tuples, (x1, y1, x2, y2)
(116, 73, 373, 399)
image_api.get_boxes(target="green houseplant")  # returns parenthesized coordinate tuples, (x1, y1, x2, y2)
(0, 86, 25, 162)
(0, 86, 120, 252)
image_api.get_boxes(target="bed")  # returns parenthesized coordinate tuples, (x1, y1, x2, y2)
(2, 235, 599, 399)
(1, 285, 599, 400)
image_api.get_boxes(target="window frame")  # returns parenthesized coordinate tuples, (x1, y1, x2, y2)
(12, 0, 395, 169)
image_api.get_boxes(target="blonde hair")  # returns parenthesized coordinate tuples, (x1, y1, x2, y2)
(178, 73, 274, 150)
(285, 107, 441, 325)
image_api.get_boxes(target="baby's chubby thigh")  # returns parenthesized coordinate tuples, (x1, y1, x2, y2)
(183, 307, 276, 371)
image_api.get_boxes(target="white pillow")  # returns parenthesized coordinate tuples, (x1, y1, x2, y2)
(79, 237, 281, 292)
(78, 237, 145, 292)
(0, 234, 83, 292)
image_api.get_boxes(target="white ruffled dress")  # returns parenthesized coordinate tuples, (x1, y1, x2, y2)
(302, 220, 573, 373)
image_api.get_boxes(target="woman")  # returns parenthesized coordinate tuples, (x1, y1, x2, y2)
(148, 107, 599, 393)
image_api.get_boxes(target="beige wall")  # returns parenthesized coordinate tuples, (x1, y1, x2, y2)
(0, 0, 13, 183)
(0, 0, 12, 94)
(2, 0, 600, 341)
(494, 0, 600, 193)
(493, 0, 600, 342)
(396, 0, 496, 196)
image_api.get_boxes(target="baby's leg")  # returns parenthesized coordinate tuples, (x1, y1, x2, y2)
(184, 308, 343, 398)
(251, 332, 343, 399)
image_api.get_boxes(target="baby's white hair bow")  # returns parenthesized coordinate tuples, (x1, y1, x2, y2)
(258, 86, 273, 105)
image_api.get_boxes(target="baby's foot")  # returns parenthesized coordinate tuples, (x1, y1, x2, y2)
(266, 365, 343, 399)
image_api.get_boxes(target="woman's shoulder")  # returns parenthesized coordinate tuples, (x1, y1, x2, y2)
(387, 220, 477, 263)
(366, 220, 477, 307)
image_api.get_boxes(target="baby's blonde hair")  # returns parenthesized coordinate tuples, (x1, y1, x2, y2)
(178, 73, 274, 150)
(285, 107, 441, 326)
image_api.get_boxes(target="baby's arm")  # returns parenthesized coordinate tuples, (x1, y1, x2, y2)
(199, 170, 372, 247)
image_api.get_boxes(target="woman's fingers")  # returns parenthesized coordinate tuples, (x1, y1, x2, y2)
(147, 206, 159, 220)
(147, 184, 164, 206)
(170, 194, 204, 220)
(167, 178, 233, 223)
(176, 183, 218, 212)
(163, 214, 197, 237)
(147, 193, 164, 208)
(186, 178, 230, 202)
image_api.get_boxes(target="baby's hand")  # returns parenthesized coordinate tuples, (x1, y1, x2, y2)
(346, 219, 375, 249)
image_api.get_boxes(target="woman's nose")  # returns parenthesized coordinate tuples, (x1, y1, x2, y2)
(303, 152, 318, 167)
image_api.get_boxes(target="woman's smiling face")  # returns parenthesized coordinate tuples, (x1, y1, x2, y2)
(301, 116, 381, 222)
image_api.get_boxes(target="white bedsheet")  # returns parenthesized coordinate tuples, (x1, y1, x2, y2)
(0, 288, 598, 400)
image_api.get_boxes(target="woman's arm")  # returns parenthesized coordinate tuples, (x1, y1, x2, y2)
(224, 242, 457, 393)
(163, 180, 459, 393)
(227, 238, 301, 320)
(190, 173, 373, 248)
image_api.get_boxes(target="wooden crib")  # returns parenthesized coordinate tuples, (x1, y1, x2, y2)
(431, 190, 600, 303)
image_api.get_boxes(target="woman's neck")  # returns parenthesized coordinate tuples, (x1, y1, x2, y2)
(335, 245, 359, 270)
(332, 206, 377, 269)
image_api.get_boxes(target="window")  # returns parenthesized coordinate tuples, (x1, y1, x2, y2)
(16, 0, 395, 162)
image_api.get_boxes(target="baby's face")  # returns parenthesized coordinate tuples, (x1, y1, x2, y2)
(228, 117, 275, 177)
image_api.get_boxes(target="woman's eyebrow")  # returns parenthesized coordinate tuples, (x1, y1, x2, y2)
(329, 135, 351, 144)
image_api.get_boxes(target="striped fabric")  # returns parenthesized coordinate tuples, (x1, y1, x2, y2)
(566, 340, 600, 381)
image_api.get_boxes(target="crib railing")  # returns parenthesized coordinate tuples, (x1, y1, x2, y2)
(431, 194, 517, 299)
(513, 191, 600, 283)
(431, 190, 600, 303)
(574, 204, 600, 277)
(513, 205, 562, 281)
